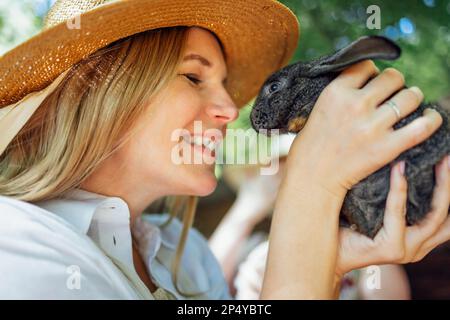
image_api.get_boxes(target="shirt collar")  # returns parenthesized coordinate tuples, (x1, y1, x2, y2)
(36, 188, 129, 233)
(34, 187, 134, 265)
(33, 188, 166, 300)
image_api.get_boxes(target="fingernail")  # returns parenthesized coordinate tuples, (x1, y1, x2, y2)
(423, 108, 436, 116)
(398, 161, 405, 176)
(410, 86, 424, 100)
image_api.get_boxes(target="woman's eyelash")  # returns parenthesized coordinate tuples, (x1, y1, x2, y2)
(183, 74, 202, 85)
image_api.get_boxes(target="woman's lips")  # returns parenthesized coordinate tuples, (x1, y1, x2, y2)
(190, 140, 216, 160)
(182, 134, 222, 151)
(179, 136, 217, 164)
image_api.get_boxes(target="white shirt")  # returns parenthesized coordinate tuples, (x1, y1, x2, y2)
(0, 188, 231, 300)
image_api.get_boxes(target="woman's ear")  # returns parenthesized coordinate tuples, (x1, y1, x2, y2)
(308, 36, 401, 77)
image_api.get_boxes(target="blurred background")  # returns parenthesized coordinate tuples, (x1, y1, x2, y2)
(1, 0, 449, 299)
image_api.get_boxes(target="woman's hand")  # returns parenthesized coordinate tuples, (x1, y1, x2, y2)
(336, 156, 450, 277)
(288, 60, 443, 198)
(262, 60, 445, 299)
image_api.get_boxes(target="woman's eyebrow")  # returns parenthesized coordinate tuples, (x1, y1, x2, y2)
(183, 54, 212, 67)
(183, 54, 228, 85)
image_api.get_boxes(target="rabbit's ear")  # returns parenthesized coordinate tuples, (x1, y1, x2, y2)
(308, 36, 401, 77)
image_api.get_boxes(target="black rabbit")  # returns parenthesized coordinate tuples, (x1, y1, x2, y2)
(251, 36, 450, 238)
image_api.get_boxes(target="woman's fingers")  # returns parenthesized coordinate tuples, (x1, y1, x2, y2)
(372, 87, 424, 128)
(406, 156, 450, 261)
(362, 68, 406, 106)
(375, 161, 407, 261)
(412, 156, 449, 234)
(385, 108, 443, 158)
(412, 216, 450, 262)
(333, 60, 379, 88)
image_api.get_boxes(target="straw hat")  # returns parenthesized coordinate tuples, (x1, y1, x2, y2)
(0, 0, 299, 108)
(0, 0, 299, 156)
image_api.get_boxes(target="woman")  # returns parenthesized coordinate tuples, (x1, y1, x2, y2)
(0, 0, 448, 299)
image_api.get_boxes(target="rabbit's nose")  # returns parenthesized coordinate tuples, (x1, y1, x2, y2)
(251, 106, 279, 132)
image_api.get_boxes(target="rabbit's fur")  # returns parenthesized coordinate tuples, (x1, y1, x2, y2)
(251, 36, 450, 238)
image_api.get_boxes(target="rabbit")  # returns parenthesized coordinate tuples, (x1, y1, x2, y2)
(250, 36, 450, 238)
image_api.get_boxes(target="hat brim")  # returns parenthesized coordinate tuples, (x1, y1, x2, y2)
(0, 0, 299, 109)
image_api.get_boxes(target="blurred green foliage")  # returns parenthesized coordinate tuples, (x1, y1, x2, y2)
(0, 0, 46, 55)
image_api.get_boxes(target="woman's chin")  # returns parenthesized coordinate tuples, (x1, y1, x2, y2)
(187, 168, 218, 196)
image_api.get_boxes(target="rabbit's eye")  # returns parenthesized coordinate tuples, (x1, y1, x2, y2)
(264, 77, 288, 96)
(268, 82, 281, 94)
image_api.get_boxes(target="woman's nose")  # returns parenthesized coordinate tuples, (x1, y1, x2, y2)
(206, 96, 239, 124)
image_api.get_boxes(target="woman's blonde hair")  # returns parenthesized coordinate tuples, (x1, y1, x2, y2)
(0, 26, 208, 297)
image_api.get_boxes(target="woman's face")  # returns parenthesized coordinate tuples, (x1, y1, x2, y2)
(89, 27, 238, 203)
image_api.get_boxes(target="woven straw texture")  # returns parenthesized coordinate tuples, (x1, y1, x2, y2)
(0, 0, 299, 109)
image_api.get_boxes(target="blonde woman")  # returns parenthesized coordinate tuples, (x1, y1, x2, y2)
(0, 0, 449, 300)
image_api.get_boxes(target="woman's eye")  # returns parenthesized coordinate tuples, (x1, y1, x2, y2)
(183, 74, 202, 85)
